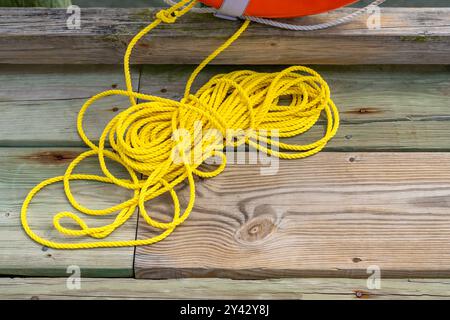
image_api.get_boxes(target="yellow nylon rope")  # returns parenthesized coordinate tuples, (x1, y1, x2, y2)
(21, 0, 340, 249)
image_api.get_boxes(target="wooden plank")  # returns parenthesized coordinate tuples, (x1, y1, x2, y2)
(0, 65, 140, 147)
(73, 0, 450, 8)
(2, 277, 450, 300)
(135, 152, 450, 279)
(0, 0, 71, 7)
(139, 65, 450, 151)
(356, 0, 450, 6)
(0, 147, 137, 277)
(75, 0, 167, 6)
(2, 65, 449, 150)
(0, 8, 449, 64)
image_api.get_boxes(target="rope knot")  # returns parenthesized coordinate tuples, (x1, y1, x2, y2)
(156, 9, 179, 24)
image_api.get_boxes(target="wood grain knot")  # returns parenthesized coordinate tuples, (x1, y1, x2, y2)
(21, 151, 79, 165)
(237, 216, 277, 244)
(345, 107, 382, 115)
(138, 42, 150, 48)
(352, 257, 363, 263)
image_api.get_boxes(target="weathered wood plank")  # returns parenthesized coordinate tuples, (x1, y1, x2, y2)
(0, 8, 449, 64)
(355, 0, 450, 6)
(0, 147, 137, 277)
(2, 64, 449, 150)
(140, 65, 450, 151)
(135, 152, 450, 279)
(2, 277, 450, 300)
(0, 65, 140, 147)
(73, 0, 450, 8)
(0, 0, 71, 7)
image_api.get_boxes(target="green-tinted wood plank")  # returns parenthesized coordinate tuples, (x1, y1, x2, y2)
(0, 65, 140, 147)
(140, 64, 450, 151)
(1, 64, 449, 150)
(0, 147, 137, 277)
(0, 0, 70, 7)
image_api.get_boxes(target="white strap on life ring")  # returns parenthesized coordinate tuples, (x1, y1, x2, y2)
(215, 0, 250, 20)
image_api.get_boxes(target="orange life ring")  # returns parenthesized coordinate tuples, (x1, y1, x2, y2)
(200, 0, 358, 18)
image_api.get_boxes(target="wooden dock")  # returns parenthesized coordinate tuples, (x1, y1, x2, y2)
(1, 2, 450, 299)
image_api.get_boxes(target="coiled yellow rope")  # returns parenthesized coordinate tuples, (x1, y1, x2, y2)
(21, 0, 339, 249)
